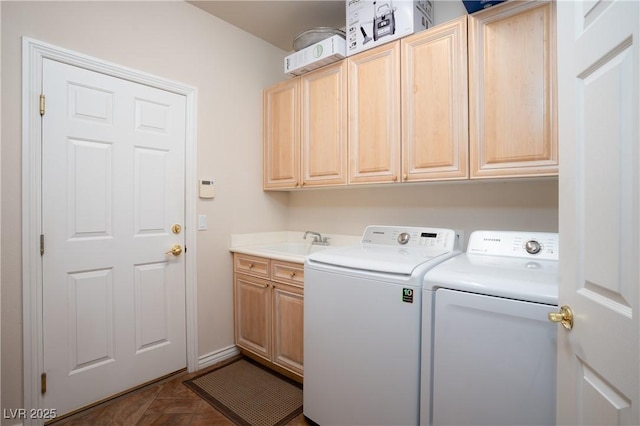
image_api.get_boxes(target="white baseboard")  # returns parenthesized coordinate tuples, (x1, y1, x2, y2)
(197, 345, 240, 370)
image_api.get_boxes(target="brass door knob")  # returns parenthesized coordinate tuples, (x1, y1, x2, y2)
(548, 305, 574, 330)
(166, 245, 182, 256)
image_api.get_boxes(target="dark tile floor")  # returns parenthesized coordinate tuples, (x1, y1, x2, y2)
(51, 362, 310, 426)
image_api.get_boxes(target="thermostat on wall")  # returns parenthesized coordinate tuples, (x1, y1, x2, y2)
(199, 179, 215, 199)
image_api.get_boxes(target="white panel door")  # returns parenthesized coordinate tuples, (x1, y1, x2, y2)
(557, 1, 639, 424)
(42, 58, 187, 416)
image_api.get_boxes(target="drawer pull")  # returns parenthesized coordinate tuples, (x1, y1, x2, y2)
(248, 263, 254, 269)
(290, 272, 296, 278)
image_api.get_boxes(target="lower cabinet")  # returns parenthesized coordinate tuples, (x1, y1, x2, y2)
(233, 254, 304, 380)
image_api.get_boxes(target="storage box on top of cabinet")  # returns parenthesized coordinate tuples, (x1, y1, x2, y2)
(345, 0, 434, 56)
(285, 35, 346, 76)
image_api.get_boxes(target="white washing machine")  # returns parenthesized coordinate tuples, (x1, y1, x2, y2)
(420, 230, 559, 426)
(304, 226, 462, 426)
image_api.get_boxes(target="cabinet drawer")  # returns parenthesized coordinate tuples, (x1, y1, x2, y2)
(271, 261, 304, 286)
(234, 254, 270, 279)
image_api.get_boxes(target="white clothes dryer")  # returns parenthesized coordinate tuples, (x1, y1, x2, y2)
(304, 226, 462, 426)
(421, 230, 559, 426)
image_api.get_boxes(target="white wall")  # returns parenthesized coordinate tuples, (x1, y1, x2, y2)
(287, 180, 559, 246)
(1, 1, 288, 421)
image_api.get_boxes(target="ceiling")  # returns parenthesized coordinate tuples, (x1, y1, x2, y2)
(188, 1, 346, 52)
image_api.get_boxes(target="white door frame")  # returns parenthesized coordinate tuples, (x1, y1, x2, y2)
(21, 37, 199, 423)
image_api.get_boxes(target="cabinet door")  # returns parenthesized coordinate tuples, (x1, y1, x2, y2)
(234, 273, 271, 361)
(469, 0, 558, 178)
(272, 283, 304, 376)
(263, 78, 300, 189)
(402, 16, 469, 182)
(348, 42, 401, 184)
(301, 61, 348, 187)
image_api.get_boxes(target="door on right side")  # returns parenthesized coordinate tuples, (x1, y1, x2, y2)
(557, 0, 639, 424)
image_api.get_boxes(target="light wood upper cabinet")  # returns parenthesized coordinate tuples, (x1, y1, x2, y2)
(301, 61, 348, 187)
(348, 41, 401, 184)
(263, 78, 300, 189)
(263, 2, 557, 188)
(468, 0, 558, 178)
(401, 16, 469, 182)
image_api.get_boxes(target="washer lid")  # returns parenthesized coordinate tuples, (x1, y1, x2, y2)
(308, 245, 454, 275)
(423, 253, 559, 305)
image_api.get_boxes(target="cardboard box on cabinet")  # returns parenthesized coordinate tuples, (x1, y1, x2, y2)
(346, 0, 434, 56)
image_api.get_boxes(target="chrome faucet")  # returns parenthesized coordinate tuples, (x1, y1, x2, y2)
(304, 231, 330, 246)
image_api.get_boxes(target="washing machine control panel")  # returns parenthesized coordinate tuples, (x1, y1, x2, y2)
(467, 231, 559, 260)
(361, 226, 458, 250)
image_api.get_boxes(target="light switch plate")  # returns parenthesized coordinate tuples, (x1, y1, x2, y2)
(198, 215, 207, 231)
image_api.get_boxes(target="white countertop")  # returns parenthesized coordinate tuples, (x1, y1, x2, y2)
(229, 231, 360, 263)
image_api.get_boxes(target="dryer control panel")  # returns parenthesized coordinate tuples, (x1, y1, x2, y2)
(361, 226, 459, 251)
(467, 230, 559, 260)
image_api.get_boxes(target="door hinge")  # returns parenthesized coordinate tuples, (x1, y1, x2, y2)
(41, 372, 47, 394)
(39, 94, 46, 116)
(40, 234, 45, 256)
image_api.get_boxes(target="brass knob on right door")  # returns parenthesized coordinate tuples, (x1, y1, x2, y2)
(548, 305, 574, 330)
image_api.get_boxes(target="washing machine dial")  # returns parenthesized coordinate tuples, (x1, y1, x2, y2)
(525, 240, 542, 255)
(398, 232, 411, 245)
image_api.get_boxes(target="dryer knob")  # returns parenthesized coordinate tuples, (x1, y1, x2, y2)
(398, 232, 411, 245)
(525, 240, 542, 255)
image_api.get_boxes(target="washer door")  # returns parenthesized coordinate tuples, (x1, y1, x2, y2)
(432, 288, 557, 426)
